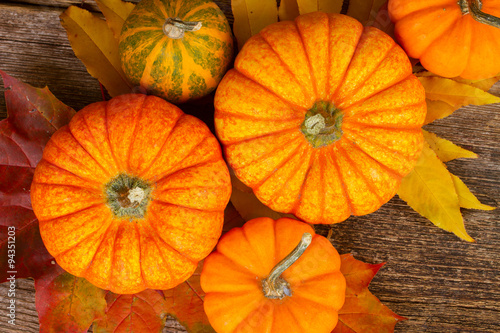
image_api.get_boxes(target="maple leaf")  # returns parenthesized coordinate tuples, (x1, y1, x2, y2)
(333, 254, 406, 332)
(163, 262, 216, 333)
(93, 289, 169, 333)
(0, 70, 75, 282)
(35, 264, 107, 333)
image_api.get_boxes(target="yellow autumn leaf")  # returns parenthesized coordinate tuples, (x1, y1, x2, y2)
(417, 71, 500, 92)
(232, 0, 278, 49)
(423, 130, 477, 162)
(417, 76, 500, 124)
(397, 142, 474, 242)
(95, 0, 135, 39)
(296, 0, 343, 15)
(450, 174, 496, 211)
(346, 0, 387, 24)
(60, 6, 132, 97)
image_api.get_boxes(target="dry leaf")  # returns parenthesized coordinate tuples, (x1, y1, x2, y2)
(60, 6, 133, 97)
(397, 142, 474, 242)
(296, 0, 343, 15)
(278, 0, 300, 21)
(94, 0, 136, 38)
(346, 0, 387, 24)
(423, 130, 477, 162)
(231, 0, 278, 49)
(333, 254, 406, 332)
(417, 75, 500, 124)
(451, 174, 496, 211)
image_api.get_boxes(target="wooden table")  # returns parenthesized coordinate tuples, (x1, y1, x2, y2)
(0, 1, 499, 332)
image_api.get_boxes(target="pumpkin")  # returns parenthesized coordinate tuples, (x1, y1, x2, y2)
(118, 0, 233, 103)
(389, 0, 500, 80)
(201, 217, 346, 333)
(214, 12, 427, 224)
(30, 94, 232, 294)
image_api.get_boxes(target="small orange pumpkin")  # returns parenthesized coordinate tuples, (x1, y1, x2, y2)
(30, 94, 231, 294)
(201, 217, 346, 333)
(214, 12, 426, 224)
(389, 0, 500, 79)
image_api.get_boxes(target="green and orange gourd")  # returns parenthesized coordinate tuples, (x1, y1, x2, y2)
(119, 0, 233, 103)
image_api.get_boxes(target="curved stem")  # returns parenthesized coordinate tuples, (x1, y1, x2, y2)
(163, 17, 202, 39)
(459, 0, 500, 28)
(262, 233, 313, 299)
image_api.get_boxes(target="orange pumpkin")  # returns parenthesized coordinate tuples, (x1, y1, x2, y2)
(201, 217, 346, 333)
(389, 0, 500, 79)
(30, 94, 231, 294)
(214, 12, 426, 224)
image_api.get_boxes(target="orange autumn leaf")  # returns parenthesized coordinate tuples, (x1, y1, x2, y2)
(93, 289, 169, 333)
(35, 265, 107, 333)
(60, 5, 133, 97)
(231, 0, 278, 50)
(333, 254, 405, 332)
(163, 262, 216, 333)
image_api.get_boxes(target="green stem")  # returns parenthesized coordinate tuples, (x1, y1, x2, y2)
(163, 17, 202, 39)
(262, 233, 313, 299)
(459, 0, 500, 28)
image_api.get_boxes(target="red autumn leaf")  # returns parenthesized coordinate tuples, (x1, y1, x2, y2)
(35, 264, 107, 333)
(333, 254, 406, 332)
(93, 289, 169, 333)
(163, 262, 215, 333)
(0, 70, 75, 282)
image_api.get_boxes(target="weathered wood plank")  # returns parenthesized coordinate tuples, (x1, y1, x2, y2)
(0, 1, 499, 332)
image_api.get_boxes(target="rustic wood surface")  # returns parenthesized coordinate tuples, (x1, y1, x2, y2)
(0, 0, 499, 332)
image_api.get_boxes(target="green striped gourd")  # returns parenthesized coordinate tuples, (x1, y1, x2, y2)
(119, 0, 233, 103)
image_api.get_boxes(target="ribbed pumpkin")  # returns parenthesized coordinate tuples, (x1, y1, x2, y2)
(119, 0, 233, 103)
(389, 0, 500, 79)
(30, 94, 231, 294)
(201, 217, 346, 333)
(214, 12, 427, 225)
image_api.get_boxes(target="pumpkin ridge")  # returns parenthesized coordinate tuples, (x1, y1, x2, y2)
(80, 220, 116, 280)
(135, 112, 184, 178)
(104, 101, 124, 171)
(337, 143, 384, 207)
(36, 159, 103, 190)
(182, 1, 212, 20)
(76, 109, 119, 174)
(260, 26, 316, 102)
(145, 209, 199, 263)
(336, 44, 404, 109)
(332, 28, 396, 104)
(342, 136, 403, 182)
(125, 95, 147, 172)
(293, 150, 317, 216)
(153, 156, 223, 185)
(323, 147, 354, 217)
(264, 146, 313, 211)
(227, 132, 303, 169)
(251, 139, 307, 190)
(343, 100, 425, 120)
(140, 35, 171, 92)
(342, 130, 416, 177)
(47, 133, 112, 181)
(148, 134, 214, 182)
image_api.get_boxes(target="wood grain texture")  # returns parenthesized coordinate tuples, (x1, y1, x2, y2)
(0, 1, 499, 332)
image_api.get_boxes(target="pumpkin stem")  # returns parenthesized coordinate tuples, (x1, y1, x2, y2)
(459, 0, 500, 28)
(163, 17, 202, 39)
(301, 101, 343, 148)
(105, 174, 151, 219)
(262, 233, 313, 299)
